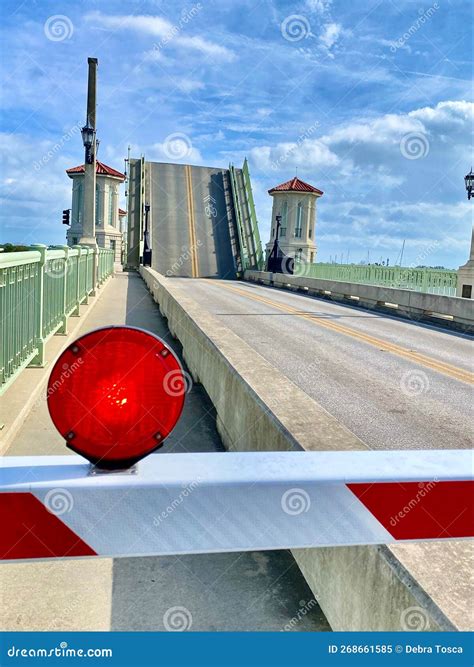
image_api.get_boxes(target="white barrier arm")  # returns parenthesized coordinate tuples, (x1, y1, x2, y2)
(1, 450, 472, 562)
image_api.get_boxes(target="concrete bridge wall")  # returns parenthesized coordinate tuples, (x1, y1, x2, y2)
(245, 270, 474, 332)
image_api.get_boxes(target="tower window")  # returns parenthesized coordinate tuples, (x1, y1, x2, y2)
(295, 202, 303, 238)
(108, 186, 114, 226)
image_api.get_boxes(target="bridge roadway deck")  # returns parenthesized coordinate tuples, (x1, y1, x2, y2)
(1, 272, 329, 632)
(148, 162, 237, 278)
(169, 278, 473, 452)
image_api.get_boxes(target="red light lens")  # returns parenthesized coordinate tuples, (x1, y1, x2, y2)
(47, 327, 185, 468)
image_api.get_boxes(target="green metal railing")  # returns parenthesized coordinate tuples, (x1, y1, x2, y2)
(0, 245, 114, 394)
(229, 164, 249, 272)
(295, 262, 457, 296)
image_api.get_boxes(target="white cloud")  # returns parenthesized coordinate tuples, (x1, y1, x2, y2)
(147, 141, 203, 165)
(320, 22, 341, 50)
(175, 79, 205, 93)
(85, 12, 235, 62)
(256, 108, 273, 118)
(250, 139, 339, 172)
(306, 0, 333, 15)
(0, 132, 74, 244)
(252, 100, 473, 176)
(409, 100, 473, 126)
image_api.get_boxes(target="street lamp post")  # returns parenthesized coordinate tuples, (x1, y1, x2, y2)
(79, 58, 99, 252)
(143, 203, 152, 267)
(464, 168, 474, 200)
(274, 214, 282, 243)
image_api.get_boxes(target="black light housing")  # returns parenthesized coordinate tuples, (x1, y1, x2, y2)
(465, 168, 474, 200)
(81, 123, 96, 164)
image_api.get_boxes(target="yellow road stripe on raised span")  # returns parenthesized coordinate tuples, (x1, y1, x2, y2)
(185, 165, 199, 278)
(215, 283, 474, 385)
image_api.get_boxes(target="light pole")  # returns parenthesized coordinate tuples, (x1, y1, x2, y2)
(143, 203, 152, 267)
(266, 214, 285, 272)
(464, 168, 474, 200)
(79, 58, 98, 249)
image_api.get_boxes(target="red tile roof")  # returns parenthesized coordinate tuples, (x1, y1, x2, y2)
(118, 208, 127, 216)
(66, 161, 125, 180)
(268, 177, 323, 195)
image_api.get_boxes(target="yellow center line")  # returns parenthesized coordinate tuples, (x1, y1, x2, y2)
(185, 165, 199, 278)
(214, 282, 474, 385)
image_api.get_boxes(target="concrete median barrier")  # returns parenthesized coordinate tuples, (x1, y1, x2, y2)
(140, 266, 472, 632)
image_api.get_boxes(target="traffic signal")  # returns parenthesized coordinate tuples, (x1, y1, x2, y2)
(62, 209, 70, 225)
(47, 326, 186, 469)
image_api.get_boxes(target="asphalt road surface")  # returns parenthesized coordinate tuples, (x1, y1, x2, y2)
(170, 278, 474, 451)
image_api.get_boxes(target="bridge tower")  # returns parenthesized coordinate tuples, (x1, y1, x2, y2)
(65, 161, 125, 262)
(266, 177, 323, 266)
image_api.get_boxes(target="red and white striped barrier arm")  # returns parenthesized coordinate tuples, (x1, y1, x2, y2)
(1, 450, 473, 562)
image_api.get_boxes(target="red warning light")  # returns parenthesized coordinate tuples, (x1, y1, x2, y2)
(47, 326, 185, 469)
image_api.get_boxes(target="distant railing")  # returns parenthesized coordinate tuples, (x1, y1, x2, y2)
(296, 262, 457, 296)
(0, 245, 114, 394)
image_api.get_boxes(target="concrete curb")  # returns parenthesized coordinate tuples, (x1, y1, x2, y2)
(0, 274, 115, 456)
(140, 267, 471, 632)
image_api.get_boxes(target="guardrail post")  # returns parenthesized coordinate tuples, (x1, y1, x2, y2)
(28, 244, 47, 367)
(82, 246, 88, 306)
(421, 269, 429, 294)
(72, 245, 82, 315)
(91, 246, 98, 295)
(50, 245, 69, 334)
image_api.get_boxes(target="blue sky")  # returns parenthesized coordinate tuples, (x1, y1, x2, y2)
(1, 0, 472, 267)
